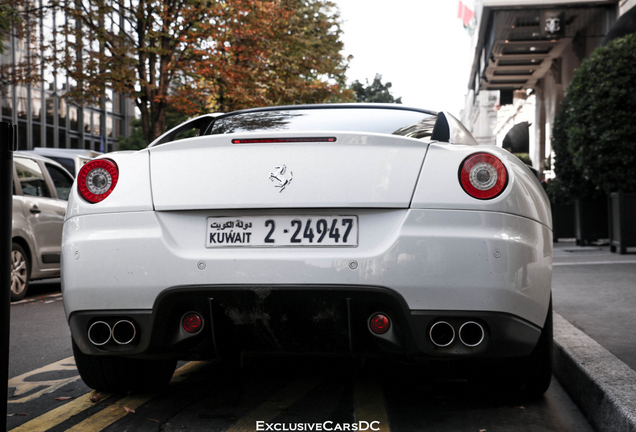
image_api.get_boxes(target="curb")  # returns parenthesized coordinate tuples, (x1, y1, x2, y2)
(553, 312, 636, 432)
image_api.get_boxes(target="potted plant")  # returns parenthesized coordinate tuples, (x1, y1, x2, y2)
(549, 98, 606, 245)
(608, 191, 636, 253)
(567, 34, 636, 253)
(561, 34, 636, 253)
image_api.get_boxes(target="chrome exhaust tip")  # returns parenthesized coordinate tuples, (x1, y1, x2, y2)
(112, 320, 137, 345)
(429, 321, 455, 347)
(459, 321, 485, 347)
(88, 321, 112, 346)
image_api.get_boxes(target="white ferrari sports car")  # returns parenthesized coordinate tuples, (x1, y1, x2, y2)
(62, 104, 553, 396)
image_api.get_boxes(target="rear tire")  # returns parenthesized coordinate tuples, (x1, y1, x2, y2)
(11, 243, 30, 301)
(72, 339, 177, 393)
(494, 298, 553, 399)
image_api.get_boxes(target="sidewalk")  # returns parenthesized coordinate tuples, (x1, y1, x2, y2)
(551, 241, 636, 432)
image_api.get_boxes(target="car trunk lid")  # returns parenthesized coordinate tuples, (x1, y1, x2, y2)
(148, 132, 429, 210)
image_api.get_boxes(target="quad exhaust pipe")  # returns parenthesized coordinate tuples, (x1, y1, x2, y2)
(112, 320, 136, 345)
(87, 321, 112, 346)
(429, 321, 455, 347)
(429, 320, 485, 348)
(459, 321, 485, 347)
(88, 319, 137, 346)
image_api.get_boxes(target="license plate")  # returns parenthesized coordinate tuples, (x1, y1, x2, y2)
(206, 216, 358, 247)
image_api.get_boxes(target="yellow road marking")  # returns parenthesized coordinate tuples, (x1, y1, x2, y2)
(8, 361, 208, 431)
(354, 376, 391, 432)
(64, 393, 151, 432)
(8, 356, 81, 404)
(9, 360, 383, 432)
(226, 378, 322, 432)
(56, 361, 210, 431)
(9, 391, 112, 432)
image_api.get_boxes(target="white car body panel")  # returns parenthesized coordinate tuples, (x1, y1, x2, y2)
(65, 151, 153, 219)
(63, 206, 550, 327)
(411, 143, 552, 228)
(148, 132, 428, 210)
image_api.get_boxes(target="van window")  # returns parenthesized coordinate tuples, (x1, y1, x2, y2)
(14, 157, 51, 198)
(46, 163, 73, 200)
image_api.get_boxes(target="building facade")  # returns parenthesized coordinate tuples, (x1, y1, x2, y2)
(0, 4, 133, 152)
(462, 0, 634, 179)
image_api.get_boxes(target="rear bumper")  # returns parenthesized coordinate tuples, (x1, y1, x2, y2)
(69, 285, 542, 360)
(62, 207, 552, 359)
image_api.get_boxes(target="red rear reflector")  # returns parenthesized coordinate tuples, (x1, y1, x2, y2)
(369, 313, 391, 335)
(459, 153, 508, 200)
(232, 137, 337, 144)
(182, 312, 203, 334)
(77, 159, 119, 203)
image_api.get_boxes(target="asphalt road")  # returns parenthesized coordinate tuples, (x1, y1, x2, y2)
(6, 279, 596, 431)
(552, 243, 636, 371)
(9, 280, 71, 378)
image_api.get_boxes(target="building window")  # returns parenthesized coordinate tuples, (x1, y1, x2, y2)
(1, 1, 131, 150)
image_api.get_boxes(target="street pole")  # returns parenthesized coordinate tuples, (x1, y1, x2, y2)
(1, 122, 16, 431)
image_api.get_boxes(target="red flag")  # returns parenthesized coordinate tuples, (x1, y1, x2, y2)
(457, 1, 475, 27)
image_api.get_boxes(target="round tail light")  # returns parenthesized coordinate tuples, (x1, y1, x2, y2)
(369, 313, 391, 335)
(77, 159, 119, 203)
(182, 312, 203, 334)
(459, 153, 508, 200)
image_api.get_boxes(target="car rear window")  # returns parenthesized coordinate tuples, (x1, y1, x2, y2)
(207, 108, 437, 139)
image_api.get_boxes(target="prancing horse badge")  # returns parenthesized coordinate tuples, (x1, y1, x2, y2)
(269, 164, 293, 192)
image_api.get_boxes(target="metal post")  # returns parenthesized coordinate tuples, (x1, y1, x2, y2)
(1, 122, 16, 430)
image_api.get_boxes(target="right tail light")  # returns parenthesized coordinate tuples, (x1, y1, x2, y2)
(459, 153, 508, 200)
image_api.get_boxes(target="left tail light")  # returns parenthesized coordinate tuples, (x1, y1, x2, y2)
(459, 152, 508, 200)
(77, 159, 119, 203)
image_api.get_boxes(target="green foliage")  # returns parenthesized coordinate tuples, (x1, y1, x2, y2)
(549, 97, 602, 203)
(551, 34, 636, 201)
(512, 153, 532, 166)
(117, 118, 146, 151)
(118, 108, 191, 150)
(350, 74, 402, 104)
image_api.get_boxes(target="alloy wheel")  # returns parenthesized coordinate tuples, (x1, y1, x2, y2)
(11, 248, 28, 299)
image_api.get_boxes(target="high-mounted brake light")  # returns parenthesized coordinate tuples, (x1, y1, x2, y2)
(77, 159, 119, 203)
(232, 137, 337, 144)
(459, 153, 508, 200)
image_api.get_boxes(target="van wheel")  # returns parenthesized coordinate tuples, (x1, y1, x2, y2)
(11, 243, 30, 301)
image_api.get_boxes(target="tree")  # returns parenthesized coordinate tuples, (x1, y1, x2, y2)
(550, 34, 636, 200)
(350, 74, 402, 104)
(260, 0, 354, 106)
(0, 0, 41, 86)
(45, 0, 352, 145)
(118, 105, 189, 150)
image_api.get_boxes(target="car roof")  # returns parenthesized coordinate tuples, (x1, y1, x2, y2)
(148, 104, 439, 148)
(32, 147, 103, 158)
(14, 151, 75, 177)
(215, 103, 437, 119)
